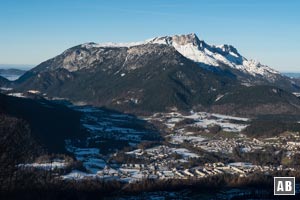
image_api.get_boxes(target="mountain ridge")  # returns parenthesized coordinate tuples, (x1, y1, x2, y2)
(67, 33, 299, 92)
(7, 33, 300, 116)
(80, 33, 279, 77)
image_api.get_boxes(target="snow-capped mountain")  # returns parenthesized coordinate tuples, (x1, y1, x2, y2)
(80, 33, 281, 82)
(147, 33, 280, 79)
(9, 33, 300, 115)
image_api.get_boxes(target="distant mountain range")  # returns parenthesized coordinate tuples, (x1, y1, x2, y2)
(3, 33, 300, 116)
(0, 64, 33, 70)
(283, 72, 300, 78)
(0, 68, 26, 81)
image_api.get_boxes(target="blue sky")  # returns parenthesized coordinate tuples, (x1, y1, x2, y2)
(0, 0, 299, 72)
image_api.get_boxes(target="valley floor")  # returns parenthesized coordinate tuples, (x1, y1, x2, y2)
(16, 106, 300, 189)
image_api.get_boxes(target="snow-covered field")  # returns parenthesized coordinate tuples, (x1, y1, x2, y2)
(61, 106, 159, 179)
(293, 92, 300, 97)
(65, 140, 106, 173)
(0, 87, 13, 91)
(18, 160, 67, 170)
(7, 92, 26, 98)
(145, 111, 252, 154)
(146, 111, 249, 133)
(144, 145, 199, 159)
(126, 145, 199, 160)
(74, 106, 152, 141)
(62, 170, 96, 180)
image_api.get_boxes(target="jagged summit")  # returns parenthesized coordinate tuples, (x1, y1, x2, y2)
(147, 33, 279, 78)
(148, 33, 203, 47)
(216, 44, 241, 57)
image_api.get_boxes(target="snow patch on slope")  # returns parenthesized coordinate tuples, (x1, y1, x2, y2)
(82, 41, 145, 48)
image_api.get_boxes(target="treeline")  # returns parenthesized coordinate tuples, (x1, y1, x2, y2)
(243, 118, 300, 137)
(0, 171, 277, 200)
(0, 93, 84, 153)
(0, 114, 42, 191)
(0, 171, 122, 200)
(1, 163, 300, 200)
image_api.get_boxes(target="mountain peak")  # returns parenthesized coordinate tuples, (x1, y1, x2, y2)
(171, 33, 200, 45)
(70, 33, 280, 79)
(146, 34, 279, 78)
(148, 33, 204, 48)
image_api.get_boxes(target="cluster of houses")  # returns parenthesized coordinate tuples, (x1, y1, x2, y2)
(88, 161, 295, 183)
(195, 137, 266, 154)
(126, 145, 199, 162)
(168, 130, 300, 158)
(89, 144, 293, 183)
